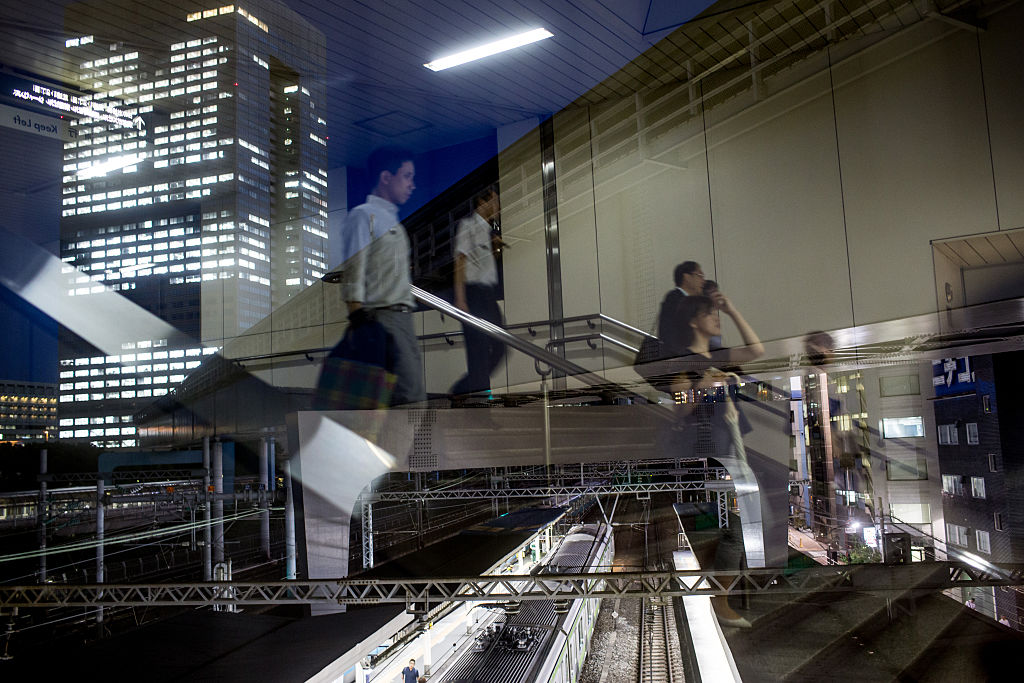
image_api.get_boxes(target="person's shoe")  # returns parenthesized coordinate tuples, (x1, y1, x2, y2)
(716, 613, 752, 628)
(712, 597, 752, 628)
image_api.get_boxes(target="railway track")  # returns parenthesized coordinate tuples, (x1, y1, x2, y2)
(638, 498, 685, 681)
(640, 597, 686, 682)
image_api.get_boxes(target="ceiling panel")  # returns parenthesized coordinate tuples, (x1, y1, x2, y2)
(1, 0, 708, 169)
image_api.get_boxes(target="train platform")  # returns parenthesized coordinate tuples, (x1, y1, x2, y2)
(1, 506, 565, 683)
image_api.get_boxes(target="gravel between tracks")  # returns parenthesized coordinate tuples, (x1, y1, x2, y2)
(580, 597, 641, 683)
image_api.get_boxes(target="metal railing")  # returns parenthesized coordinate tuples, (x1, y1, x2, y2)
(229, 289, 650, 379)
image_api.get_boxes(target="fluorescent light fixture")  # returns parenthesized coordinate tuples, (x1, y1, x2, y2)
(424, 28, 553, 71)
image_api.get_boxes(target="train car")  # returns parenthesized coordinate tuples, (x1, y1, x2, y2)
(436, 523, 613, 683)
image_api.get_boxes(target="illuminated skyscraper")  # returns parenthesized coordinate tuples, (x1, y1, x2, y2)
(56, 0, 327, 447)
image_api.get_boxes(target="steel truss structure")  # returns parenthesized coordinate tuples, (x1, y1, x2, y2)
(3, 562, 1022, 609)
(359, 475, 733, 567)
(365, 480, 734, 503)
(359, 479, 732, 567)
(40, 469, 208, 484)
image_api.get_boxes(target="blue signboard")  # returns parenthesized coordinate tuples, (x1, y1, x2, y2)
(932, 357, 975, 397)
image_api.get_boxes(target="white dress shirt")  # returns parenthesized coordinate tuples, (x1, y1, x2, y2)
(339, 194, 414, 308)
(454, 213, 498, 287)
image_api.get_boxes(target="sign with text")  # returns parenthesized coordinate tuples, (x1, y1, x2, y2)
(0, 102, 69, 141)
(1, 73, 133, 129)
(932, 357, 975, 397)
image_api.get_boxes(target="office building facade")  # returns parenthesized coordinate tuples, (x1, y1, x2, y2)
(56, 0, 327, 447)
(935, 353, 1024, 627)
(0, 380, 58, 443)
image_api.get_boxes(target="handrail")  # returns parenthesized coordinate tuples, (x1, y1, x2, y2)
(547, 333, 640, 354)
(411, 285, 622, 393)
(597, 313, 657, 339)
(229, 308, 647, 363)
(419, 311, 653, 343)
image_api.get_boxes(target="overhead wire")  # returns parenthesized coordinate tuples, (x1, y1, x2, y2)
(0, 507, 263, 565)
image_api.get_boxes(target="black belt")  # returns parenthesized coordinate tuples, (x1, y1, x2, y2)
(372, 304, 413, 313)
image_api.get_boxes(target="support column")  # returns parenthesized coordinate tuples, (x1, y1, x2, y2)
(212, 439, 224, 565)
(423, 624, 433, 675)
(362, 501, 374, 569)
(38, 449, 47, 583)
(96, 478, 105, 635)
(268, 438, 276, 492)
(717, 490, 729, 529)
(284, 458, 296, 580)
(259, 436, 270, 559)
(539, 116, 565, 391)
(202, 436, 212, 581)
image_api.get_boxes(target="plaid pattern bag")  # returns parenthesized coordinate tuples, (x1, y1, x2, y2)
(313, 322, 397, 409)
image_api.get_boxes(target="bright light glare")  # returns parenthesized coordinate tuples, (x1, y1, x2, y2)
(77, 153, 147, 179)
(424, 28, 553, 71)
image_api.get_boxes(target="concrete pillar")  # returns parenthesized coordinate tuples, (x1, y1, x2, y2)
(259, 436, 270, 559)
(202, 436, 212, 581)
(268, 438, 276, 492)
(423, 624, 433, 675)
(284, 458, 296, 580)
(213, 439, 225, 565)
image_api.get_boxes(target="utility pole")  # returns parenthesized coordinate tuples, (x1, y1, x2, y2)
(202, 436, 212, 581)
(38, 449, 47, 583)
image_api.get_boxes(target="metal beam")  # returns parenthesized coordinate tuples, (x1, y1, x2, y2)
(37, 469, 209, 485)
(2, 563, 1022, 608)
(362, 501, 374, 570)
(366, 480, 734, 503)
(716, 490, 729, 529)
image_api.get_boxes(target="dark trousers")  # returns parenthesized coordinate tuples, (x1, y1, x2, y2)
(451, 284, 505, 396)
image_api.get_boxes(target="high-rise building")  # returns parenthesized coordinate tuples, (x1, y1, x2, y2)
(934, 353, 1024, 627)
(0, 380, 58, 443)
(55, 0, 327, 447)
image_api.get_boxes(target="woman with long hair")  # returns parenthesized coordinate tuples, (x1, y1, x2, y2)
(664, 293, 765, 628)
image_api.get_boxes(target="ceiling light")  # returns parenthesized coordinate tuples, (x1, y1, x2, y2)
(424, 28, 554, 71)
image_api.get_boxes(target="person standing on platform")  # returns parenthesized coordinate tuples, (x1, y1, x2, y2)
(450, 186, 505, 400)
(329, 147, 425, 406)
(401, 658, 420, 683)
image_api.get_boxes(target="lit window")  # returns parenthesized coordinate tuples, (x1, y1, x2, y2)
(941, 474, 963, 496)
(937, 424, 958, 445)
(976, 530, 991, 554)
(971, 476, 986, 499)
(945, 523, 968, 548)
(966, 422, 979, 445)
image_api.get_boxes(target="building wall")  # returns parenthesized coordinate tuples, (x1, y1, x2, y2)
(933, 353, 1023, 623)
(493, 7, 1022, 376)
(222, 8, 1024, 403)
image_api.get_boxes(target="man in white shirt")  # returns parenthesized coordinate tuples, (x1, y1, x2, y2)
(330, 147, 424, 406)
(451, 186, 505, 398)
